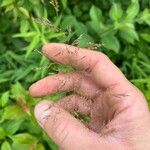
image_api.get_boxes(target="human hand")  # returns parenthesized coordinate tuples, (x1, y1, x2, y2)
(29, 43, 150, 150)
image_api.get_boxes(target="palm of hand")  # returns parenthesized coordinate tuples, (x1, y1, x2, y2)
(30, 44, 150, 150)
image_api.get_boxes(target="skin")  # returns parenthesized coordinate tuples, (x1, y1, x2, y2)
(29, 43, 150, 150)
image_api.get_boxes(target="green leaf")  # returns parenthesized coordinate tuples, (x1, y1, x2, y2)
(18, 7, 29, 18)
(0, 127, 5, 140)
(1, 0, 14, 7)
(139, 9, 150, 26)
(101, 34, 120, 53)
(11, 143, 27, 150)
(14, 66, 33, 81)
(11, 82, 26, 101)
(25, 35, 40, 57)
(109, 3, 123, 21)
(90, 5, 103, 22)
(20, 20, 29, 33)
(0, 78, 9, 83)
(131, 0, 138, 2)
(13, 32, 37, 38)
(46, 32, 65, 40)
(2, 119, 23, 135)
(0, 91, 9, 107)
(139, 61, 150, 70)
(4, 4, 14, 12)
(89, 6, 105, 34)
(61, 0, 67, 9)
(11, 133, 37, 145)
(34, 144, 45, 150)
(79, 34, 94, 47)
(140, 33, 150, 42)
(3, 105, 24, 120)
(119, 27, 139, 44)
(28, 0, 40, 5)
(1, 141, 11, 150)
(33, 5, 44, 18)
(62, 15, 87, 35)
(126, 1, 139, 20)
(31, 18, 40, 32)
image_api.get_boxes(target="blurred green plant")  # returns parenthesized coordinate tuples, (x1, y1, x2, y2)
(0, 0, 150, 149)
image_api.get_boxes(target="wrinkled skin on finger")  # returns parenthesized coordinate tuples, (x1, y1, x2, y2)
(30, 43, 150, 150)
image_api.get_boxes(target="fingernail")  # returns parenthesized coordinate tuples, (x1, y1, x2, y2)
(34, 101, 53, 128)
(29, 84, 37, 96)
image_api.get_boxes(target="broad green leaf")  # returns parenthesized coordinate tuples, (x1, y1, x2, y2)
(1, 141, 11, 150)
(109, 3, 123, 21)
(11, 133, 37, 145)
(18, 7, 29, 18)
(4, 4, 14, 12)
(3, 105, 24, 120)
(0, 91, 9, 107)
(34, 144, 45, 150)
(139, 9, 150, 26)
(126, 1, 139, 20)
(33, 5, 44, 18)
(13, 8, 18, 20)
(11, 82, 26, 101)
(79, 34, 94, 47)
(62, 15, 87, 35)
(74, 22, 87, 35)
(20, 20, 29, 33)
(2, 120, 23, 135)
(61, 0, 67, 9)
(123, 23, 134, 29)
(101, 34, 120, 53)
(89, 6, 106, 33)
(0, 127, 5, 140)
(115, 22, 134, 30)
(140, 33, 150, 42)
(88, 21, 106, 34)
(88, 6, 105, 34)
(62, 15, 75, 29)
(11, 143, 27, 150)
(90, 6, 103, 22)
(1, 0, 14, 7)
(119, 27, 139, 44)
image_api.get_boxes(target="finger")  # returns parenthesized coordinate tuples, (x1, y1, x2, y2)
(42, 43, 129, 89)
(29, 72, 100, 98)
(57, 94, 92, 115)
(34, 100, 105, 150)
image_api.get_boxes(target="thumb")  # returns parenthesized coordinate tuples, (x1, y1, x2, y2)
(34, 100, 102, 150)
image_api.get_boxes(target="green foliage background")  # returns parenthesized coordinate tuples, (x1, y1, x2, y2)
(0, 0, 150, 149)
